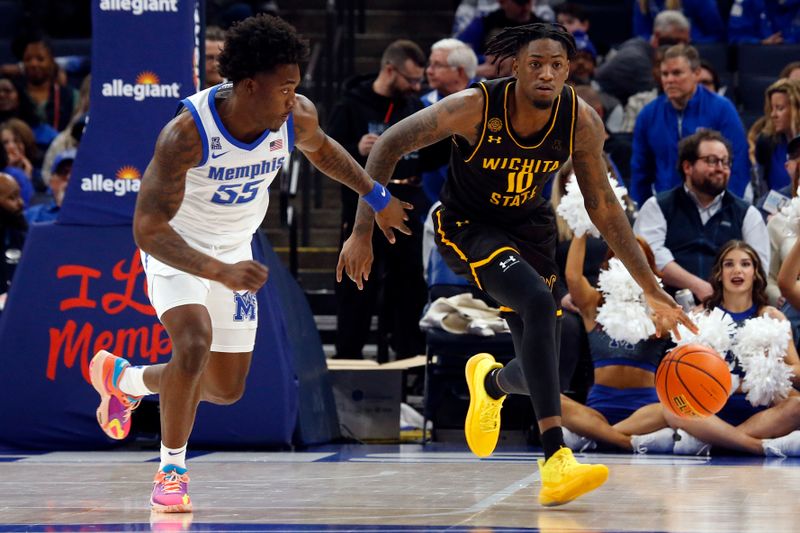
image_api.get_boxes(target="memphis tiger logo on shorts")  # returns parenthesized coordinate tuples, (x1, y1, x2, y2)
(99, 0, 179, 15)
(80, 166, 142, 196)
(102, 72, 181, 101)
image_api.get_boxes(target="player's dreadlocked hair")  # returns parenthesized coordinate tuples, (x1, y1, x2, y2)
(218, 14, 310, 83)
(484, 23, 576, 67)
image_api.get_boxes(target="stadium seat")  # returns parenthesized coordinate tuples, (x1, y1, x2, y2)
(737, 44, 800, 78)
(695, 42, 731, 75)
(737, 74, 774, 113)
(0, 1, 22, 39)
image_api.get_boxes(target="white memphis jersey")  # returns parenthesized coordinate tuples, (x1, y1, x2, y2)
(169, 83, 292, 247)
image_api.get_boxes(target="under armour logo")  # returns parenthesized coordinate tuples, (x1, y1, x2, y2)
(487, 136, 502, 144)
(499, 255, 519, 272)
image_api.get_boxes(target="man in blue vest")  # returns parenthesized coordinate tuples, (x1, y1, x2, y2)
(634, 129, 769, 305)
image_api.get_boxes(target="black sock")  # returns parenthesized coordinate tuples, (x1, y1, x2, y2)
(541, 427, 564, 460)
(484, 368, 506, 399)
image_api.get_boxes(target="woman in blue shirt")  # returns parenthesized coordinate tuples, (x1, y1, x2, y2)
(755, 79, 800, 194)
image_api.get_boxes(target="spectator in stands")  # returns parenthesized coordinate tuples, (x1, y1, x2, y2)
(634, 1, 725, 43)
(555, 3, 590, 35)
(41, 75, 89, 185)
(595, 10, 690, 105)
(728, 0, 800, 44)
(630, 44, 750, 204)
(25, 148, 73, 224)
(766, 137, 800, 339)
(781, 61, 800, 81)
(205, 26, 226, 88)
(754, 79, 800, 196)
(619, 45, 668, 134)
(19, 37, 78, 132)
(0, 118, 45, 196)
(697, 59, 728, 96)
(421, 39, 477, 205)
(328, 40, 429, 359)
(0, 172, 26, 304)
(456, 0, 544, 78)
(0, 73, 56, 151)
(662, 240, 800, 456)
(452, 0, 554, 34)
(0, 133, 31, 207)
(634, 129, 768, 303)
(569, 33, 624, 134)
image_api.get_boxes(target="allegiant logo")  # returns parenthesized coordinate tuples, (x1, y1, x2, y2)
(101, 72, 181, 101)
(81, 166, 142, 197)
(99, 0, 179, 15)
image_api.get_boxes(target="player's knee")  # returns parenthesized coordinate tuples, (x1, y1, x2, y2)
(518, 283, 555, 319)
(170, 335, 212, 376)
(211, 383, 246, 405)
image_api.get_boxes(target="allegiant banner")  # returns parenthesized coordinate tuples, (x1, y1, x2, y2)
(58, 0, 198, 225)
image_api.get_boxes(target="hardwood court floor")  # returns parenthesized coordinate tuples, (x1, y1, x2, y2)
(1, 444, 799, 532)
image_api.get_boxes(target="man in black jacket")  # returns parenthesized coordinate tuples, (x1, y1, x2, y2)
(328, 39, 429, 360)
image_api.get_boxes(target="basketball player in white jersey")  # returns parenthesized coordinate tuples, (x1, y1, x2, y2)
(87, 15, 411, 512)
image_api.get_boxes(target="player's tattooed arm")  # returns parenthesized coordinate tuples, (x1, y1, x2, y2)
(571, 100, 660, 294)
(134, 113, 227, 280)
(347, 89, 485, 237)
(293, 94, 374, 195)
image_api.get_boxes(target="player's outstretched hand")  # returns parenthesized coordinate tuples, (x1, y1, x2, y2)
(375, 196, 413, 244)
(219, 260, 269, 292)
(336, 233, 373, 291)
(645, 287, 698, 339)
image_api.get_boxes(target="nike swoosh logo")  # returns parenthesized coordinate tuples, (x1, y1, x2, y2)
(168, 450, 184, 455)
(211, 151, 230, 159)
(380, 188, 386, 197)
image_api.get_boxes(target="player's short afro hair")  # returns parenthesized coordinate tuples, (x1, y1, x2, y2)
(218, 14, 309, 83)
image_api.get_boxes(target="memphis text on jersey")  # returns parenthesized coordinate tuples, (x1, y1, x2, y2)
(481, 156, 561, 207)
(208, 157, 285, 181)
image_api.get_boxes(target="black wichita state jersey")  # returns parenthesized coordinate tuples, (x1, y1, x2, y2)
(441, 77, 577, 225)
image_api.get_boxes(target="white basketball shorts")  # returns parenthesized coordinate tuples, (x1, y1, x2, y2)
(140, 240, 258, 353)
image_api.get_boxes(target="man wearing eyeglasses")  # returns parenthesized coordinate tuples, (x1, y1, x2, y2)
(328, 39, 431, 360)
(634, 128, 769, 303)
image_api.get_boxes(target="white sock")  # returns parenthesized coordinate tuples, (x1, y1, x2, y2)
(160, 442, 187, 470)
(117, 366, 154, 397)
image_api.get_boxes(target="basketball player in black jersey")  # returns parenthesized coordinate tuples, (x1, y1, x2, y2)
(337, 23, 696, 506)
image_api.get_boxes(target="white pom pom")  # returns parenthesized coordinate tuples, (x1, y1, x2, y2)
(595, 258, 655, 344)
(597, 258, 644, 302)
(780, 193, 800, 232)
(596, 300, 655, 344)
(732, 316, 793, 407)
(556, 173, 628, 237)
(671, 307, 736, 355)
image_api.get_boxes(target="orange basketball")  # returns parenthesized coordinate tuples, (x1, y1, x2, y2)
(655, 343, 732, 418)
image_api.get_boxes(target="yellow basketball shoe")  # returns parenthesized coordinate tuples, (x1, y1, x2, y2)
(464, 353, 506, 457)
(537, 447, 609, 507)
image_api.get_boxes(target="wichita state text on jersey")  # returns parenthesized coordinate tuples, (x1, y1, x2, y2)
(441, 77, 576, 224)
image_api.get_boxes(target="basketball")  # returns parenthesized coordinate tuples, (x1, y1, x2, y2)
(655, 344, 732, 418)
